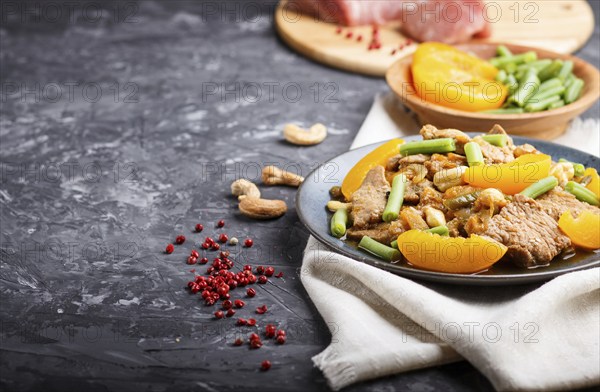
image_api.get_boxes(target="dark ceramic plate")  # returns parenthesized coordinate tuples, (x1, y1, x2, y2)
(296, 134, 600, 285)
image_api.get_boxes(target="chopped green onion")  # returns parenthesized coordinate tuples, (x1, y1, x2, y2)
(481, 134, 508, 147)
(399, 138, 456, 156)
(564, 78, 584, 104)
(464, 142, 484, 166)
(330, 208, 348, 238)
(358, 236, 402, 261)
(519, 176, 558, 199)
(425, 225, 449, 236)
(383, 174, 407, 222)
(565, 181, 600, 206)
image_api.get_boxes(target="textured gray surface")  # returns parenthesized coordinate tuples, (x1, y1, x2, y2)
(0, 1, 598, 391)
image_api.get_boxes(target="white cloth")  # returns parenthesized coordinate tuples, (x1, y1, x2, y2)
(301, 93, 600, 391)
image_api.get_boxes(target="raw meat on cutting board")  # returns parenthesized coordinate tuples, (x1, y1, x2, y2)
(288, 0, 491, 44)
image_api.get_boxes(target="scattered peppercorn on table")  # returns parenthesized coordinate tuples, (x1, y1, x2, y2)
(1, 1, 599, 392)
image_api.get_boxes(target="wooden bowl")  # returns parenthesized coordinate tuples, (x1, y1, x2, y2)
(386, 43, 600, 139)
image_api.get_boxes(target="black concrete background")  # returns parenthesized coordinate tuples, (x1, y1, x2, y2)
(1, 1, 598, 391)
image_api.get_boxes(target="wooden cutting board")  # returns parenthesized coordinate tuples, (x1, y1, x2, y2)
(275, 0, 595, 77)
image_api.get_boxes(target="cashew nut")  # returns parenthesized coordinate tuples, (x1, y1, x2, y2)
(231, 179, 261, 201)
(422, 206, 446, 228)
(433, 166, 468, 192)
(262, 165, 304, 187)
(239, 198, 287, 220)
(326, 200, 351, 212)
(283, 123, 327, 146)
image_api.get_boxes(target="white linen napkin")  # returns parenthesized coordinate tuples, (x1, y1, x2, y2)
(301, 93, 600, 391)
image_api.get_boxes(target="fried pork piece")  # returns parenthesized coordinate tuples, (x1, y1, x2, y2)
(466, 194, 571, 268)
(404, 179, 434, 204)
(447, 217, 467, 237)
(350, 166, 390, 229)
(472, 136, 515, 164)
(386, 163, 428, 185)
(418, 186, 445, 212)
(513, 143, 539, 157)
(386, 154, 430, 172)
(346, 221, 406, 245)
(400, 207, 429, 230)
(420, 124, 471, 154)
(424, 153, 467, 179)
(536, 188, 600, 220)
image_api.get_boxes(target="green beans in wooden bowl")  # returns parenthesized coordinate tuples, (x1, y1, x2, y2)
(387, 43, 600, 140)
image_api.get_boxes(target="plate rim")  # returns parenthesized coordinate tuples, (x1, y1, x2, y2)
(296, 134, 600, 286)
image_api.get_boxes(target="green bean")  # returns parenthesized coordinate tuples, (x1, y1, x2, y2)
(514, 68, 527, 81)
(358, 236, 402, 261)
(558, 159, 585, 177)
(524, 95, 562, 112)
(527, 77, 564, 102)
(536, 78, 563, 93)
(573, 164, 586, 177)
(516, 59, 552, 74)
(519, 67, 537, 82)
(330, 208, 348, 238)
(481, 108, 525, 115)
(506, 74, 519, 94)
(399, 138, 456, 156)
(557, 60, 574, 81)
(390, 239, 398, 249)
(464, 142, 484, 167)
(443, 191, 481, 210)
(497, 45, 513, 57)
(496, 69, 507, 83)
(425, 225, 449, 236)
(529, 86, 566, 104)
(548, 100, 565, 110)
(383, 174, 407, 222)
(481, 134, 508, 146)
(509, 71, 540, 107)
(504, 62, 517, 74)
(519, 176, 558, 199)
(489, 51, 537, 69)
(538, 60, 564, 82)
(565, 181, 600, 206)
(564, 73, 576, 88)
(564, 78, 584, 104)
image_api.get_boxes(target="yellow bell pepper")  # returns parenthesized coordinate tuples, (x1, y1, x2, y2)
(558, 210, 600, 250)
(411, 42, 508, 112)
(397, 230, 507, 274)
(341, 138, 404, 200)
(463, 154, 552, 195)
(584, 167, 600, 199)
